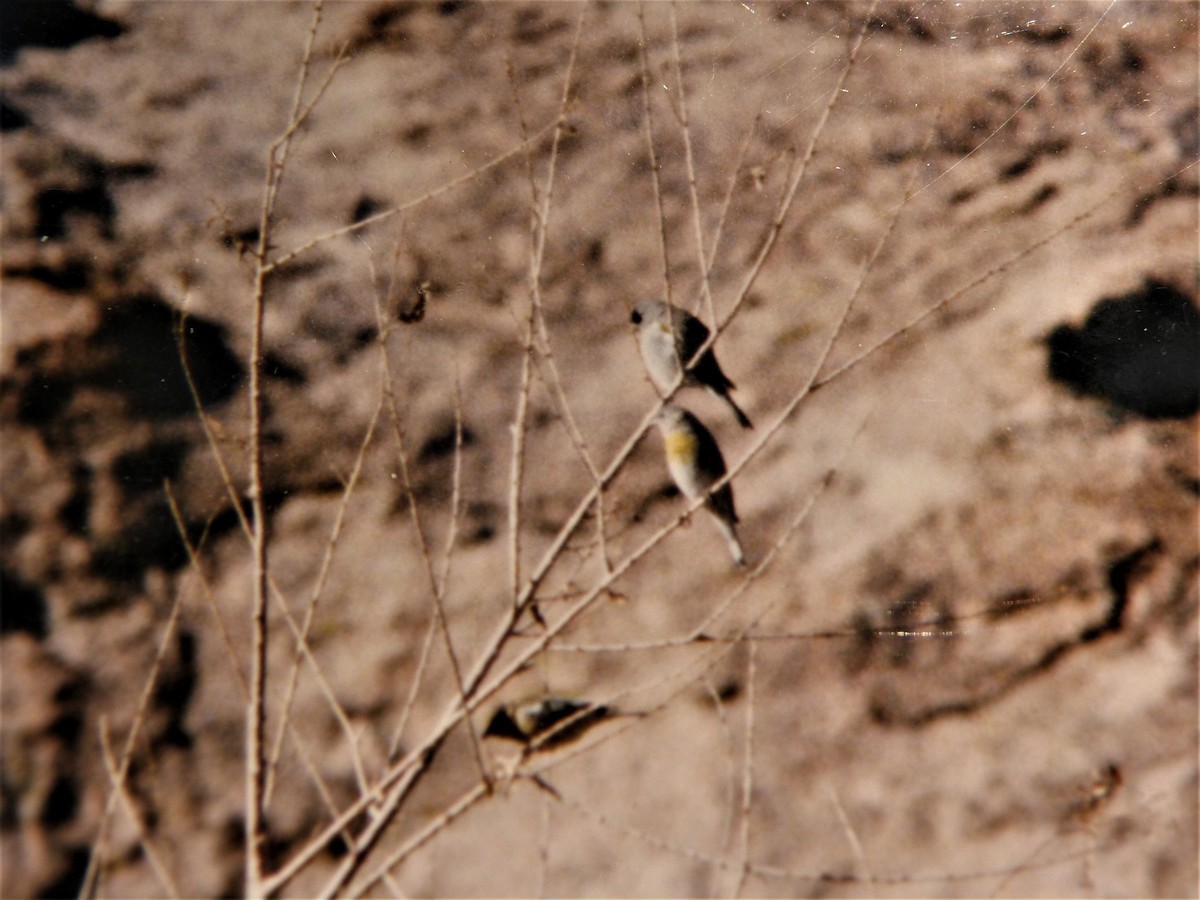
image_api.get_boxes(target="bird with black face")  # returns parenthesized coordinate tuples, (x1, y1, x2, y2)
(484, 697, 611, 749)
(631, 299, 753, 429)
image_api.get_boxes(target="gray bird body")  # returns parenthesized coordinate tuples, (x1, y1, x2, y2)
(653, 404, 746, 566)
(631, 300, 753, 429)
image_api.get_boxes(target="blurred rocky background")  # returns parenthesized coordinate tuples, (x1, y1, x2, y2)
(2, 1, 1197, 896)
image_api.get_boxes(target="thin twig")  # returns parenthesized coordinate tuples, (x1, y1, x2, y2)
(637, 2, 673, 304)
(347, 782, 492, 898)
(812, 168, 1183, 391)
(98, 720, 182, 899)
(667, 2, 716, 322)
(316, 264, 488, 900)
(264, 392, 384, 807)
(442, 379, 490, 782)
(263, 12, 885, 890)
(703, 111, 760, 286)
(240, 4, 334, 886)
(826, 784, 872, 882)
(509, 308, 536, 607)
(78, 510, 189, 899)
(549, 781, 1112, 888)
(671, 0, 879, 401)
(732, 640, 756, 897)
(387, 612, 440, 762)
(536, 788, 553, 899)
(907, 0, 1119, 204)
(319, 11, 592, 893)
(265, 120, 560, 274)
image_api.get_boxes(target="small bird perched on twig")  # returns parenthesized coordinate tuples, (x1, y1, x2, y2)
(653, 404, 746, 567)
(484, 697, 611, 749)
(631, 299, 753, 429)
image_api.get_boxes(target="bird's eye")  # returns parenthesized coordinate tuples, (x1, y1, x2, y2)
(631, 310, 643, 325)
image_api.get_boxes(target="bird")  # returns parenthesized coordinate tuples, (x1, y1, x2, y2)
(630, 299, 753, 429)
(652, 404, 746, 567)
(484, 697, 611, 749)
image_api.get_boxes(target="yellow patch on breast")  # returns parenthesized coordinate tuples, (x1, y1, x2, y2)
(665, 429, 697, 464)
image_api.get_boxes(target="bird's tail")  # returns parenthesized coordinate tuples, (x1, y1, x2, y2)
(709, 514, 747, 567)
(718, 391, 753, 429)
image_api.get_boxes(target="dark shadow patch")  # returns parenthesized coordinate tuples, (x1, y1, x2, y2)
(113, 439, 190, 494)
(34, 845, 89, 899)
(1125, 174, 1199, 227)
(263, 351, 307, 385)
(1046, 279, 1200, 420)
(13, 371, 75, 426)
(151, 630, 198, 750)
(1019, 182, 1058, 213)
(91, 500, 188, 582)
(3, 257, 93, 291)
(871, 541, 1161, 728)
(107, 160, 156, 181)
(463, 501, 499, 545)
(350, 194, 384, 224)
(49, 681, 85, 746)
(38, 775, 79, 829)
(0, 567, 49, 639)
(218, 224, 260, 256)
(35, 182, 114, 240)
(1171, 105, 1199, 162)
(1166, 465, 1200, 497)
(418, 422, 476, 461)
(1000, 156, 1034, 181)
(1018, 22, 1071, 44)
(0, 96, 29, 130)
(91, 296, 244, 420)
(0, 0, 124, 66)
(867, 6, 936, 42)
(346, 3, 416, 53)
(947, 186, 976, 206)
(403, 121, 432, 143)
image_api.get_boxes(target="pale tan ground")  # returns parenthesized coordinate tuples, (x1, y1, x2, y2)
(2, 2, 1197, 897)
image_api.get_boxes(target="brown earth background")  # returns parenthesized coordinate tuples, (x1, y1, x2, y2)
(2, 1, 1198, 897)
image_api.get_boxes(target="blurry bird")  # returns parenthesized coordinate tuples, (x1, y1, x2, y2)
(631, 299, 753, 429)
(484, 697, 611, 749)
(653, 404, 746, 567)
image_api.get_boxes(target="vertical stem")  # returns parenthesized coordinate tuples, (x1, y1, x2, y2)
(244, 144, 277, 900)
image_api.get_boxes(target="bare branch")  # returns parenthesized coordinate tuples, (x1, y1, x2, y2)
(98, 720, 182, 899)
(637, 2, 673, 304)
(732, 640, 756, 897)
(264, 393, 384, 807)
(265, 121, 559, 274)
(79, 521, 188, 899)
(667, 2, 716, 322)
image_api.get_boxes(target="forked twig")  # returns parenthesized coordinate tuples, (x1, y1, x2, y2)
(265, 121, 560, 275)
(97, 720, 182, 899)
(908, 0, 1119, 203)
(78, 509, 188, 899)
(241, 0, 335, 884)
(264, 392, 385, 807)
(811, 165, 1194, 391)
